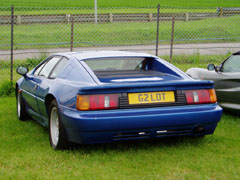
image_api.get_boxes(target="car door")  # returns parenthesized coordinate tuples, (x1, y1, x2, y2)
(35, 56, 69, 119)
(213, 55, 240, 104)
(30, 56, 62, 116)
(20, 59, 49, 114)
(20, 56, 62, 123)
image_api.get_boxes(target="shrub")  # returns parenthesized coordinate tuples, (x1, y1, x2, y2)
(0, 81, 15, 97)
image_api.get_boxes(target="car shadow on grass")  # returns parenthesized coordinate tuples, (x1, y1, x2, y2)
(21, 117, 218, 153)
(67, 136, 210, 154)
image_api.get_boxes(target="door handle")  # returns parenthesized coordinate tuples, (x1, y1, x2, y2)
(34, 83, 39, 90)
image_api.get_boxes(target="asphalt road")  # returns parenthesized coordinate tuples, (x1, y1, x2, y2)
(0, 42, 240, 60)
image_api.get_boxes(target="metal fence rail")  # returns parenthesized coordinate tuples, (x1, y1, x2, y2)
(0, 5, 240, 83)
(0, 12, 228, 24)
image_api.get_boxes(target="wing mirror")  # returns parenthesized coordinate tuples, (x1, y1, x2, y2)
(16, 66, 29, 77)
(207, 64, 217, 72)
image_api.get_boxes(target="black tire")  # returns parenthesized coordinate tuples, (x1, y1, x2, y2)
(17, 90, 28, 121)
(49, 99, 69, 150)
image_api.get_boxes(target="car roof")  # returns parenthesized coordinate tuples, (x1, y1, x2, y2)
(54, 51, 155, 60)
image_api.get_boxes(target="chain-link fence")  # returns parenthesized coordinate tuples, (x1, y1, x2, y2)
(0, 5, 240, 83)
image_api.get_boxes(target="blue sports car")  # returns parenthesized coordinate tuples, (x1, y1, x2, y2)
(16, 51, 222, 149)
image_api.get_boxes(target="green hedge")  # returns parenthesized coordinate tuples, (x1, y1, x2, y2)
(0, 80, 15, 97)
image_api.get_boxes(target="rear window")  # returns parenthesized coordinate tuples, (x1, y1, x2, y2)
(84, 57, 151, 71)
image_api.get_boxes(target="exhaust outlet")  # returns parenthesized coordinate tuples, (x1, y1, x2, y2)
(194, 126, 205, 134)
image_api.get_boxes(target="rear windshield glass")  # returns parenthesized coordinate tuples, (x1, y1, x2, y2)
(84, 57, 151, 71)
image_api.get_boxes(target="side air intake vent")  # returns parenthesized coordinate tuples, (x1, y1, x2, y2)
(113, 131, 150, 140)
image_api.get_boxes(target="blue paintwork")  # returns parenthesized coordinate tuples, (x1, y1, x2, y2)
(17, 51, 222, 144)
(60, 104, 221, 144)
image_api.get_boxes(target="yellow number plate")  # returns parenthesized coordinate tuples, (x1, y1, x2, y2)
(128, 91, 175, 105)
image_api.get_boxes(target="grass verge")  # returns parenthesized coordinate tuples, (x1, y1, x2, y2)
(0, 7, 217, 16)
(0, 97, 240, 179)
(0, 80, 15, 97)
(0, 0, 240, 8)
(1, 15, 240, 50)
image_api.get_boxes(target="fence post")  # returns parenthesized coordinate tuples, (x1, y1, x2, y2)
(149, 13, 153, 22)
(185, 13, 189, 21)
(109, 13, 113, 23)
(94, 0, 98, 24)
(220, 7, 223, 16)
(155, 4, 160, 56)
(17, 15, 21, 24)
(70, 16, 74, 51)
(10, 5, 14, 83)
(170, 16, 175, 63)
(66, 14, 71, 23)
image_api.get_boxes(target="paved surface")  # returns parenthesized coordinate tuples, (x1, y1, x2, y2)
(0, 42, 240, 60)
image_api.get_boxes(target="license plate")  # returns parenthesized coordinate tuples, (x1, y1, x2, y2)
(128, 91, 175, 105)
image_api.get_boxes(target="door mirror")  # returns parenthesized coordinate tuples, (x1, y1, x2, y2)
(207, 64, 217, 72)
(16, 66, 29, 76)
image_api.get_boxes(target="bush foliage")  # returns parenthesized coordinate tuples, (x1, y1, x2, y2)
(0, 81, 15, 97)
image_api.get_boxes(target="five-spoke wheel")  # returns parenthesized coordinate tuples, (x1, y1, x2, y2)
(49, 100, 68, 150)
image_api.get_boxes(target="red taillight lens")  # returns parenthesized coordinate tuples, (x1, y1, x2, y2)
(89, 95, 105, 110)
(76, 94, 119, 111)
(185, 89, 217, 104)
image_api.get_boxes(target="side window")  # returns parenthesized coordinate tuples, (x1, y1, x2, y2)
(38, 57, 61, 77)
(34, 61, 47, 76)
(222, 55, 240, 72)
(49, 57, 69, 79)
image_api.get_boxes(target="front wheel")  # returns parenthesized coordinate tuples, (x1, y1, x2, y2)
(17, 90, 28, 121)
(49, 100, 69, 150)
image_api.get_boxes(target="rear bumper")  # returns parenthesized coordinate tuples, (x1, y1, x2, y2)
(59, 104, 222, 144)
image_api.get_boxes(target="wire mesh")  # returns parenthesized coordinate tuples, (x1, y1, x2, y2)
(0, 5, 240, 83)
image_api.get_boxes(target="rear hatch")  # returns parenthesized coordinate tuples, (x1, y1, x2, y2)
(78, 56, 215, 110)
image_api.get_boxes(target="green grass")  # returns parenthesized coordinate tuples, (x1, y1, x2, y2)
(1, 15, 240, 50)
(1, 0, 240, 7)
(0, 80, 15, 96)
(1, 96, 240, 179)
(0, 0, 239, 15)
(0, 7, 218, 16)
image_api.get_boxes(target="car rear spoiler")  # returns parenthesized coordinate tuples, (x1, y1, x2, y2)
(79, 80, 215, 94)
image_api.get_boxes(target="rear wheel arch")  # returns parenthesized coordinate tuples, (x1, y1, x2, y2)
(45, 94, 56, 116)
(48, 99, 69, 149)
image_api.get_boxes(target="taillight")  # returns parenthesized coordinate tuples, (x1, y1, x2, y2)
(76, 94, 119, 111)
(185, 89, 217, 104)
